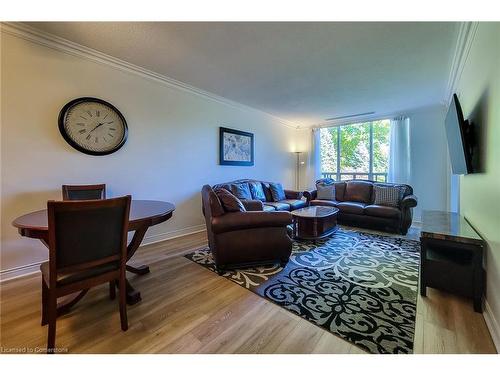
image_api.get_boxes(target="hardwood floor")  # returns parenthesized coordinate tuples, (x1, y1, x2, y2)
(0, 229, 496, 354)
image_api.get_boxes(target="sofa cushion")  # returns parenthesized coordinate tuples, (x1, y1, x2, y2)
(264, 201, 291, 211)
(334, 182, 347, 201)
(214, 188, 246, 212)
(269, 182, 286, 201)
(280, 199, 307, 210)
(337, 201, 366, 215)
(373, 185, 403, 207)
(365, 204, 401, 219)
(262, 204, 277, 212)
(230, 183, 253, 200)
(310, 199, 340, 207)
(249, 181, 266, 201)
(261, 182, 274, 202)
(316, 181, 336, 200)
(344, 181, 373, 203)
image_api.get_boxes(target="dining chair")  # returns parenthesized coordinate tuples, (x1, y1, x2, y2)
(62, 184, 106, 200)
(41, 196, 131, 353)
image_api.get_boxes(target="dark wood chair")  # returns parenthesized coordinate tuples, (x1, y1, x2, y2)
(62, 184, 106, 201)
(41, 196, 131, 353)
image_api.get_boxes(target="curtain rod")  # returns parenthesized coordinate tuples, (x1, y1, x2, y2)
(310, 112, 407, 129)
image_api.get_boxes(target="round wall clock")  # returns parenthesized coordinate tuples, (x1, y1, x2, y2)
(58, 97, 128, 156)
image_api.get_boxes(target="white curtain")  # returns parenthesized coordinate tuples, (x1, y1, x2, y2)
(307, 128, 322, 188)
(387, 116, 411, 184)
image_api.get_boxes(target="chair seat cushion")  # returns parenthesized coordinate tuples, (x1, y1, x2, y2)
(310, 199, 340, 207)
(262, 204, 277, 212)
(263, 201, 291, 211)
(280, 199, 307, 210)
(40, 261, 118, 286)
(337, 201, 366, 215)
(365, 204, 401, 219)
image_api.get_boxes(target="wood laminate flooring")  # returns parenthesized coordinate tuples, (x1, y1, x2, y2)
(0, 228, 496, 354)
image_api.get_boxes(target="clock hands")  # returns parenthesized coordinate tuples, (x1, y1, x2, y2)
(88, 121, 114, 134)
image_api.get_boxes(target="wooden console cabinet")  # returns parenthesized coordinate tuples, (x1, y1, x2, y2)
(420, 210, 485, 313)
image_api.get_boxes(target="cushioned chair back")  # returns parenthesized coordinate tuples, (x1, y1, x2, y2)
(47, 196, 130, 271)
(62, 184, 106, 200)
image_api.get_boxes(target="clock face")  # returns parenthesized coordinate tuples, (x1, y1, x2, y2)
(59, 98, 128, 155)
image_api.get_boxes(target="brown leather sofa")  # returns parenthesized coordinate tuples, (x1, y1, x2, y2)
(212, 179, 307, 212)
(304, 179, 417, 235)
(201, 184, 293, 273)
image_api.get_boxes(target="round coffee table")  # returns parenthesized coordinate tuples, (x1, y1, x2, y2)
(291, 206, 339, 240)
(12, 200, 175, 309)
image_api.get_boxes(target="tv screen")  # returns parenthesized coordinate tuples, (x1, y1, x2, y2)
(445, 94, 472, 174)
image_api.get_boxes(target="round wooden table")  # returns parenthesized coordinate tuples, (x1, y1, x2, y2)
(12, 200, 175, 315)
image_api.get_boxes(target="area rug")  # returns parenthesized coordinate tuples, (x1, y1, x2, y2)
(185, 227, 420, 354)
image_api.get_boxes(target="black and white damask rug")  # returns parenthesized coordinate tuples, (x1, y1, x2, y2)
(185, 228, 420, 354)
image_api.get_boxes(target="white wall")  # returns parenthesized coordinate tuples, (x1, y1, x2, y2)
(407, 105, 450, 221)
(0, 31, 296, 275)
(454, 23, 500, 347)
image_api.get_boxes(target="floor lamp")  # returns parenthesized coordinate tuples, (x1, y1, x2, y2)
(294, 151, 302, 190)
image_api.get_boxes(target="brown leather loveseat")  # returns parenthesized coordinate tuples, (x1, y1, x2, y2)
(201, 184, 293, 273)
(304, 179, 417, 235)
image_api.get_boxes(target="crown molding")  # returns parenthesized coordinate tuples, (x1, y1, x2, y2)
(444, 22, 479, 105)
(1, 22, 299, 130)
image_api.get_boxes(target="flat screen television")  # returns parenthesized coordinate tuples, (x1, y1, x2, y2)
(445, 93, 473, 174)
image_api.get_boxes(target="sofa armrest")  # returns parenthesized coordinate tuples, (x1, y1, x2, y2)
(401, 194, 418, 208)
(211, 211, 292, 234)
(303, 190, 317, 204)
(241, 199, 264, 211)
(284, 189, 303, 200)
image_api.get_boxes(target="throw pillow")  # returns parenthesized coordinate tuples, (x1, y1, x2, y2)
(261, 182, 274, 201)
(230, 183, 252, 200)
(214, 188, 247, 212)
(316, 182, 336, 200)
(249, 181, 266, 201)
(269, 182, 286, 201)
(373, 185, 403, 207)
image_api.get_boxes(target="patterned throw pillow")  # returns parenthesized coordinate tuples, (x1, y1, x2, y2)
(249, 181, 266, 201)
(214, 188, 246, 212)
(316, 181, 336, 200)
(373, 185, 403, 207)
(269, 182, 286, 201)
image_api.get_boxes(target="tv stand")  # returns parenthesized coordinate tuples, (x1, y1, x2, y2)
(420, 210, 485, 312)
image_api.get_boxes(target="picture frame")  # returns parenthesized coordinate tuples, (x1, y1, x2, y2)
(219, 127, 254, 166)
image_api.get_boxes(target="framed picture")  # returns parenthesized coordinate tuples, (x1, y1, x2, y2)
(219, 127, 254, 166)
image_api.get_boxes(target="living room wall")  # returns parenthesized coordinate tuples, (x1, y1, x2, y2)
(0, 30, 297, 277)
(294, 105, 450, 222)
(454, 23, 500, 346)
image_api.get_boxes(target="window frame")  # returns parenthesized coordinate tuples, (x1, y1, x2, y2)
(321, 120, 390, 182)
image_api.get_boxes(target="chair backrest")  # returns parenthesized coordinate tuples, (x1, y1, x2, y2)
(62, 184, 106, 200)
(47, 196, 131, 285)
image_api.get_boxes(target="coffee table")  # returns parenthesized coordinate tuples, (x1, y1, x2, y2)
(291, 206, 339, 240)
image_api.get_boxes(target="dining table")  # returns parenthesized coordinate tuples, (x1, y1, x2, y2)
(12, 199, 175, 316)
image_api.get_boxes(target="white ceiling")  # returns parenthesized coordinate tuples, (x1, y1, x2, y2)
(26, 22, 459, 126)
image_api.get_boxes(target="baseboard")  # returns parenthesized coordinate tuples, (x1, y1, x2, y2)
(141, 224, 206, 246)
(0, 262, 43, 283)
(0, 224, 207, 283)
(483, 299, 500, 353)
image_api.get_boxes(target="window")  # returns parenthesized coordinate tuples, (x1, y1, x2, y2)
(320, 119, 390, 182)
